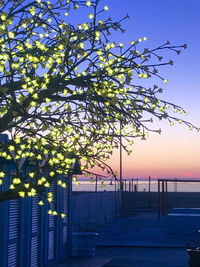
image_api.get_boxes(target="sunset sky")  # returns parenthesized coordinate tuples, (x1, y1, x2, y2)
(93, 0, 200, 179)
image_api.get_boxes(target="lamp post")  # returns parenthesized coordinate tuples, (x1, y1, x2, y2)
(119, 121, 123, 216)
(120, 121, 123, 192)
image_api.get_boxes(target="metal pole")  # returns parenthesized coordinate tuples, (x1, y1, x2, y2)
(114, 178, 117, 215)
(174, 178, 177, 192)
(120, 121, 123, 216)
(148, 176, 151, 208)
(95, 175, 97, 192)
(165, 181, 168, 215)
(120, 121, 122, 192)
(162, 180, 165, 217)
(148, 176, 151, 193)
(158, 180, 160, 218)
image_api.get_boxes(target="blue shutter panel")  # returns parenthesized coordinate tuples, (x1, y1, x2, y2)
(48, 181, 57, 265)
(62, 186, 68, 243)
(0, 162, 72, 266)
(62, 175, 71, 260)
(7, 199, 20, 267)
(30, 194, 40, 267)
(0, 162, 5, 265)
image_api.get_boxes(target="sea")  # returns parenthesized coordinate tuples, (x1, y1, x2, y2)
(72, 177, 200, 193)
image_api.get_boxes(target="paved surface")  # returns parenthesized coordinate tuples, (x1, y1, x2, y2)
(96, 212, 193, 247)
(56, 212, 192, 267)
(97, 247, 189, 267)
(56, 255, 111, 267)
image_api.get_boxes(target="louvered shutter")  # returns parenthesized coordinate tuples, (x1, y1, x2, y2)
(0, 162, 72, 266)
(30, 194, 41, 267)
(55, 183, 62, 263)
(0, 163, 3, 265)
(47, 181, 57, 265)
(63, 187, 68, 238)
(7, 199, 20, 267)
(62, 186, 68, 245)
(6, 169, 21, 267)
(62, 175, 71, 259)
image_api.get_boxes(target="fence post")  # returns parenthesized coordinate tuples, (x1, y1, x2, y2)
(114, 178, 117, 216)
(95, 175, 98, 192)
(148, 176, 151, 208)
(161, 180, 165, 216)
(165, 180, 168, 215)
(158, 180, 160, 218)
(148, 176, 151, 193)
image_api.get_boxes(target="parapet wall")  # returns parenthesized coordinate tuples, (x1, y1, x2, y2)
(122, 192, 200, 212)
(72, 191, 200, 229)
(72, 191, 121, 231)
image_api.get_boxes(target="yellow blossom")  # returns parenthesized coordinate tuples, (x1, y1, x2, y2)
(88, 14, 94, 19)
(18, 191, 25, 197)
(86, 1, 91, 7)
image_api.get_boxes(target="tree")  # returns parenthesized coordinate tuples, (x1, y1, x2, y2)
(0, 0, 198, 214)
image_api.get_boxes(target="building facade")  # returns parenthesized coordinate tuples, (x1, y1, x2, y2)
(0, 134, 78, 267)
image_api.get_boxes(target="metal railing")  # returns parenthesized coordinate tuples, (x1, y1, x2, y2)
(157, 179, 200, 218)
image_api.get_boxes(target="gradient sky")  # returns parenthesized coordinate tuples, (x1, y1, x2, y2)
(90, 0, 200, 179)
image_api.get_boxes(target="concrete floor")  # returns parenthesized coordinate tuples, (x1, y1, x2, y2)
(96, 246, 189, 267)
(57, 212, 192, 267)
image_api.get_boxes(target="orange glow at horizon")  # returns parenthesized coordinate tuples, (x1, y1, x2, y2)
(104, 124, 200, 179)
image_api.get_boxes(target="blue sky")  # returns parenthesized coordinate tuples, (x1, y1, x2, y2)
(60, 0, 200, 178)
(96, 0, 200, 178)
(109, 0, 200, 113)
